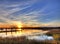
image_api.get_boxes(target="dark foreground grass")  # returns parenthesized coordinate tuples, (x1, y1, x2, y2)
(0, 36, 58, 44)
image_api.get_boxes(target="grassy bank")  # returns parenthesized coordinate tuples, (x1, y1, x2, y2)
(0, 36, 58, 44)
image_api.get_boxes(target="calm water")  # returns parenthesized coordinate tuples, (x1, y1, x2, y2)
(0, 29, 54, 40)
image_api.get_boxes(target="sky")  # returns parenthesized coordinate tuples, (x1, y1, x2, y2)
(0, 0, 60, 27)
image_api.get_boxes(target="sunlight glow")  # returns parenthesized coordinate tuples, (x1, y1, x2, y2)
(17, 23, 22, 28)
(16, 22, 22, 30)
(12, 21, 23, 30)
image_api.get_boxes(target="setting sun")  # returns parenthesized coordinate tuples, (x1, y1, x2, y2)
(17, 23, 22, 28)
(16, 22, 22, 30)
(12, 21, 23, 30)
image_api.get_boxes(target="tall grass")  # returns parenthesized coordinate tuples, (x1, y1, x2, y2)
(0, 36, 58, 44)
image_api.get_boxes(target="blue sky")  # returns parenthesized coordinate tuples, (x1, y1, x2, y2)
(0, 0, 60, 27)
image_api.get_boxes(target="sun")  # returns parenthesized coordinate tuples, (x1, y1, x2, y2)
(17, 22, 22, 28)
(16, 22, 23, 30)
(12, 21, 23, 30)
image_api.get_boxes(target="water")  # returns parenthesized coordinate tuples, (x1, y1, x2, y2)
(0, 29, 54, 40)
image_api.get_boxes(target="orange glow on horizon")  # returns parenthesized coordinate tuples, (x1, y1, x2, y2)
(17, 23, 22, 28)
(14, 21, 23, 30)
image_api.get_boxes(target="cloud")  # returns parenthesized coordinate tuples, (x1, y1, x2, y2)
(0, 0, 60, 27)
(0, 0, 36, 21)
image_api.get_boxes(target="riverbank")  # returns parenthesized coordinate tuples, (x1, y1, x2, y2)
(0, 36, 58, 44)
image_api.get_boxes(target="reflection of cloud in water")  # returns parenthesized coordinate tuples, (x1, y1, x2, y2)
(0, 29, 54, 40)
(27, 35, 54, 41)
(0, 29, 52, 41)
(0, 29, 49, 37)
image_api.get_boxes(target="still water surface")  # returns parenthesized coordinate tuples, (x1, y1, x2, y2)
(0, 29, 54, 40)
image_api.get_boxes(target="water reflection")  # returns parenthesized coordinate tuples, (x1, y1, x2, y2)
(0, 29, 48, 37)
(27, 35, 54, 41)
(0, 29, 54, 40)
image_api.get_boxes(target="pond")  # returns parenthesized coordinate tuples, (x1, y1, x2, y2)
(0, 29, 54, 41)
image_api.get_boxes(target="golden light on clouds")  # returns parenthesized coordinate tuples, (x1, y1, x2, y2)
(0, 20, 60, 29)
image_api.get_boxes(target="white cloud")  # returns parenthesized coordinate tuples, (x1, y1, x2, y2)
(0, 0, 59, 27)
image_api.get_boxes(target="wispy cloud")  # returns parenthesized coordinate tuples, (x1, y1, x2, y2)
(0, 0, 60, 27)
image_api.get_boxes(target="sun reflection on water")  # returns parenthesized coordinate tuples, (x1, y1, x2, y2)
(0, 29, 49, 38)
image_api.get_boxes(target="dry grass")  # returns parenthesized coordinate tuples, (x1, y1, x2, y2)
(0, 36, 58, 44)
